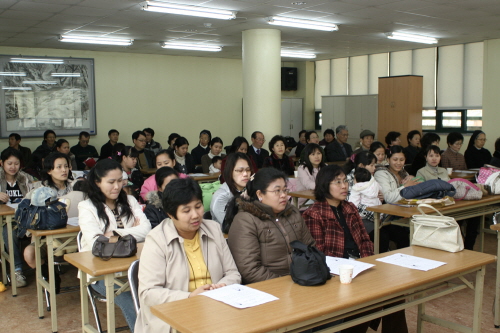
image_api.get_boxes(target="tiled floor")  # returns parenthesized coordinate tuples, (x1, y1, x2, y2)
(1, 233, 499, 333)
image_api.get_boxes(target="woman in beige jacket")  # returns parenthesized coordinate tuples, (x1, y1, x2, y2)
(135, 178, 241, 333)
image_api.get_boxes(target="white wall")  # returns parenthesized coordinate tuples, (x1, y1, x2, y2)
(0, 46, 243, 152)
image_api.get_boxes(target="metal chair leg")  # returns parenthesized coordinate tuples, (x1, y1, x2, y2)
(43, 277, 51, 312)
(87, 286, 104, 333)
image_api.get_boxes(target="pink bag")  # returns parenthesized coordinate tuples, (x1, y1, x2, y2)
(477, 166, 500, 184)
(448, 178, 483, 200)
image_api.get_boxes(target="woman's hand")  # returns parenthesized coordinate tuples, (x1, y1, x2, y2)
(377, 190, 384, 201)
(208, 283, 226, 290)
(0, 193, 9, 203)
(104, 230, 114, 237)
(189, 284, 213, 297)
(402, 176, 421, 187)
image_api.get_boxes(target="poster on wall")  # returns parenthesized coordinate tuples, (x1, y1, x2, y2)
(0, 55, 96, 138)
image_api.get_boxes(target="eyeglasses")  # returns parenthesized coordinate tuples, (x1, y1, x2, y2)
(330, 179, 349, 186)
(234, 168, 251, 174)
(265, 188, 290, 196)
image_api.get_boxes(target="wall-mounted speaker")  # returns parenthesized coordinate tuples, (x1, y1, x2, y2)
(281, 67, 297, 91)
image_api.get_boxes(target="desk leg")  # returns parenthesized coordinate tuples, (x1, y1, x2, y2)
(495, 231, 500, 328)
(293, 197, 298, 207)
(479, 214, 486, 253)
(105, 274, 116, 333)
(6, 215, 17, 296)
(374, 213, 380, 255)
(416, 292, 426, 333)
(80, 271, 90, 333)
(473, 265, 486, 333)
(0, 218, 6, 286)
(34, 236, 44, 319)
(47, 235, 58, 333)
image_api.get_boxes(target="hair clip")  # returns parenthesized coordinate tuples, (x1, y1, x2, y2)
(117, 152, 122, 156)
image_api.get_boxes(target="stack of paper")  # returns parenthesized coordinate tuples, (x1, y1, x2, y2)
(325, 257, 374, 278)
(202, 284, 278, 309)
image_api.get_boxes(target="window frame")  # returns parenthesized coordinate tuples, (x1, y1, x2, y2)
(423, 109, 480, 134)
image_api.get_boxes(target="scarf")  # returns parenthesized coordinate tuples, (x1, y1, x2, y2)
(174, 152, 186, 166)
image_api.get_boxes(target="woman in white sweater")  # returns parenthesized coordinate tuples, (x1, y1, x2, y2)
(79, 159, 151, 331)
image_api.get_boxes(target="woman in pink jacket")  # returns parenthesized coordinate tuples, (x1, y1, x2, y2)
(140, 149, 188, 200)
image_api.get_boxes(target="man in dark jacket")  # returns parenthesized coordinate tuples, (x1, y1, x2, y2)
(247, 131, 269, 169)
(132, 130, 155, 169)
(70, 131, 99, 170)
(326, 125, 353, 162)
(8, 133, 32, 169)
(99, 129, 121, 159)
(190, 129, 211, 165)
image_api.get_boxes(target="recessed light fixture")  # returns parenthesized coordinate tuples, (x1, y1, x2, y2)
(161, 42, 222, 52)
(2, 87, 32, 91)
(51, 73, 81, 77)
(386, 32, 438, 44)
(143, 1, 236, 20)
(0, 72, 26, 76)
(268, 16, 337, 32)
(59, 35, 133, 46)
(291, 2, 307, 5)
(23, 81, 58, 85)
(10, 58, 64, 64)
(281, 50, 316, 59)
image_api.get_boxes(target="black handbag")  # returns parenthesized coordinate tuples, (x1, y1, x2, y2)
(289, 240, 331, 286)
(15, 199, 68, 238)
(92, 231, 137, 261)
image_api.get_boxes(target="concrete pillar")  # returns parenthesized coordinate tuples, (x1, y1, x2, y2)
(242, 29, 281, 141)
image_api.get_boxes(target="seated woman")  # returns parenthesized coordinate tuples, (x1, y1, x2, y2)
(402, 130, 421, 164)
(385, 131, 401, 150)
(210, 153, 252, 225)
(144, 167, 179, 228)
(55, 139, 77, 170)
(441, 132, 467, 170)
(295, 143, 326, 208)
(370, 141, 388, 166)
(416, 145, 450, 181)
(1, 148, 39, 287)
(173, 137, 196, 174)
(227, 167, 315, 284)
(300, 131, 326, 163)
(220, 136, 257, 182)
(262, 135, 295, 176)
(464, 130, 492, 169)
(31, 129, 57, 174)
(135, 178, 241, 333)
(374, 146, 420, 249)
(23, 152, 74, 290)
(491, 137, 500, 168)
(113, 144, 144, 199)
(201, 137, 224, 173)
(79, 159, 151, 331)
(140, 149, 188, 201)
(409, 132, 440, 175)
(167, 132, 180, 151)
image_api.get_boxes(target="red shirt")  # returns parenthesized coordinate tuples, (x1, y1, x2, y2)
(303, 200, 374, 258)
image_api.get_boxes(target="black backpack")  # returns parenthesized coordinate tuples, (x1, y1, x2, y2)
(289, 240, 331, 286)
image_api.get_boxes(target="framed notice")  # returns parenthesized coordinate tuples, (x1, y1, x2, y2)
(0, 55, 96, 138)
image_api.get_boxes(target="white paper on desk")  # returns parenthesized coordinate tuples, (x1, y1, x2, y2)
(190, 173, 209, 177)
(376, 253, 446, 271)
(201, 284, 278, 309)
(6, 202, 18, 209)
(67, 217, 79, 226)
(325, 257, 374, 278)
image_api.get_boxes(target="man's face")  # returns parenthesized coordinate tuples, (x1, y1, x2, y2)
(134, 134, 147, 150)
(252, 133, 265, 149)
(79, 136, 90, 148)
(145, 132, 152, 143)
(8, 137, 19, 148)
(109, 132, 119, 144)
(337, 130, 349, 144)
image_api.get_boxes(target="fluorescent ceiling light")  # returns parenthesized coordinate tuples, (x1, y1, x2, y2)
(0, 72, 26, 76)
(161, 42, 222, 52)
(281, 50, 316, 59)
(10, 58, 64, 64)
(2, 87, 32, 91)
(143, 1, 236, 20)
(51, 73, 81, 77)
(23, 81, 57, 85)
(386, 32, 438, 44)
(268, 16, 337, 32)
(59, 35, 133, 46)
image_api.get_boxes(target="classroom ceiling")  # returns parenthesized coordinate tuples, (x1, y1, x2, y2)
(1, 0, 500, 61)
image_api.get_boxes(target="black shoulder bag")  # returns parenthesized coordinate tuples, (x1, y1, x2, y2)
(289, 240, 331, 286)
(92, 231, 137, 261)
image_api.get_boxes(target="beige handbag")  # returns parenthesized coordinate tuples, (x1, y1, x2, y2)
(411, 204, 464, 253)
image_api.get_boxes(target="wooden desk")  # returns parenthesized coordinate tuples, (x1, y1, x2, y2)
(140, 168, 157, 176)
(29, 225, 80, 333)
(190, 173, 220, 184)
(0, 205, 16, 296)
(288, 189, 315, 208)
(368, 195, 500, 254)
(151, 246, 495, 333)
(490, 223, 500, 328)
(64, 244, 143, 333)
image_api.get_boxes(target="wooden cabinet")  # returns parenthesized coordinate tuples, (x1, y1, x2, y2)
(378, 75, 423, 145)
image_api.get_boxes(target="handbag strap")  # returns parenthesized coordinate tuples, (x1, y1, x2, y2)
(416, 204, 444, 217)
(98, 236, 122, 261)
(454, 187, 470, 201)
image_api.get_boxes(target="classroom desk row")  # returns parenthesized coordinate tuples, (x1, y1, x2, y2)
(140, 168, 221, 183)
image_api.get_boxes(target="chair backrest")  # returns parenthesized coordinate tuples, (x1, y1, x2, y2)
(128, 259, 140, 315)
(60, 190, 87, 218)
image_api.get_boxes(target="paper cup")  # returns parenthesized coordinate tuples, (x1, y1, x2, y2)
(447, 167, 453, 175)
(294, 171, 298, 178)
(339, 264, 354, 284)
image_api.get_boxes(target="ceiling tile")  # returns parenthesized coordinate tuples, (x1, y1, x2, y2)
(10, 1, 69, 13)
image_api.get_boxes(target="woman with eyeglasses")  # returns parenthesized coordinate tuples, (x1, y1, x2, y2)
(210, 153, 253, 225)
(227, 167, 314, 284)
(464, 130, 492, 169)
